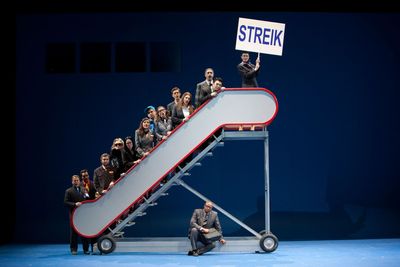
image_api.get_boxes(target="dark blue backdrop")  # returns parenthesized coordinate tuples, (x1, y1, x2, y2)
(15, 12, 400, 243)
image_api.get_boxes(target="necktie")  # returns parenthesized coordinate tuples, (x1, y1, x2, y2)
(202, 212, 208, 226)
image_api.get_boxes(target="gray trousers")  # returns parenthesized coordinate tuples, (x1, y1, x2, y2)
(189, 228, 216, 254)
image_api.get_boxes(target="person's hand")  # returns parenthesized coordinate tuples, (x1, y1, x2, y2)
(255, 57, 260, 70)
(144, 152, 150, 156)
(219, 238, 226, 244)
(75, 202, 82, 207)
(162, 136, 167, 140)
(167, 131, 172, 136)
(102, 189, 107, 194)
(202, 228, 209, 234)
(109, 181, 114, 188)
(211, 92, 217, 97)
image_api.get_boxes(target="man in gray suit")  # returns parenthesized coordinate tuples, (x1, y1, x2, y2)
(188, 201, 226, 256)
(195, 68, 215, 108)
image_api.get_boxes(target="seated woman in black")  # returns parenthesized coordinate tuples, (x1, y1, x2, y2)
(123, 136, 141, 172)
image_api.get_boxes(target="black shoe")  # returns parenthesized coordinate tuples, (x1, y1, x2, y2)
(188, 249, 199, 256)
(84, 251, 90, 255)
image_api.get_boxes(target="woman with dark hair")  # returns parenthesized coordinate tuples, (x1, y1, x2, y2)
(134, 118, 155, 158)
(123, 136, 141, 172)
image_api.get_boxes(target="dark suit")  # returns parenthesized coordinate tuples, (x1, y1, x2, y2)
(237, 62, 259, 87)
(64, 185, 89, 253)
(93, 166, 114, 194)
(167, 101, 178, 129)
(167, 101, 176, 117)
(188, 209, 223, 252)
(123, 147, 139, 172)
(195, 80, 213, 108)
(171, 105, 193, 127)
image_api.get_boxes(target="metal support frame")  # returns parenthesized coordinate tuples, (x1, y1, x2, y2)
(221, 127, 270, 236)
(264, 130, 270, 233)
(175, 178, 262, 239)
(110, 127, 271, 245)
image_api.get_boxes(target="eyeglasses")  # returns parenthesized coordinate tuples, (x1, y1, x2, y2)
(115, 143, 123, 146)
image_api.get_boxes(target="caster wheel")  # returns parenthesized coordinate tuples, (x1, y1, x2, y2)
(259, 232, 278, 252)
(97, 234, 116, 254)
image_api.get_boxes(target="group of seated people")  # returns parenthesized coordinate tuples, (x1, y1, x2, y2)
(78, 70, 265, 207)
(80, 73, 265, 199)
(75, 85, 203, 200)
(90, 77, 226, 195)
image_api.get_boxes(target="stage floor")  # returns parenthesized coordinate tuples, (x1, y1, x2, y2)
(1, 238, 399, 267)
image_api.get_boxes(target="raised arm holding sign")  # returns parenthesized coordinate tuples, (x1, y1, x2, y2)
(237, 51, 260, 88)
(235, 17, 285, 88)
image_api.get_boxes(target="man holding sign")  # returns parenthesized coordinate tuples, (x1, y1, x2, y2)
(235, 17, 285, 87)
(237, 51, 260, 88)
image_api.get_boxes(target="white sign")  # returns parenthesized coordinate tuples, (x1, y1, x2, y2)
(235, 17, 285, 56)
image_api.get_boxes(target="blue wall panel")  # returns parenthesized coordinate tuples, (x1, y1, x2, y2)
(15, 12, 400, 243)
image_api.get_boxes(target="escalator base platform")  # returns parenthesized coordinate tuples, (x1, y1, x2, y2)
(107, 236, 261, 253)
